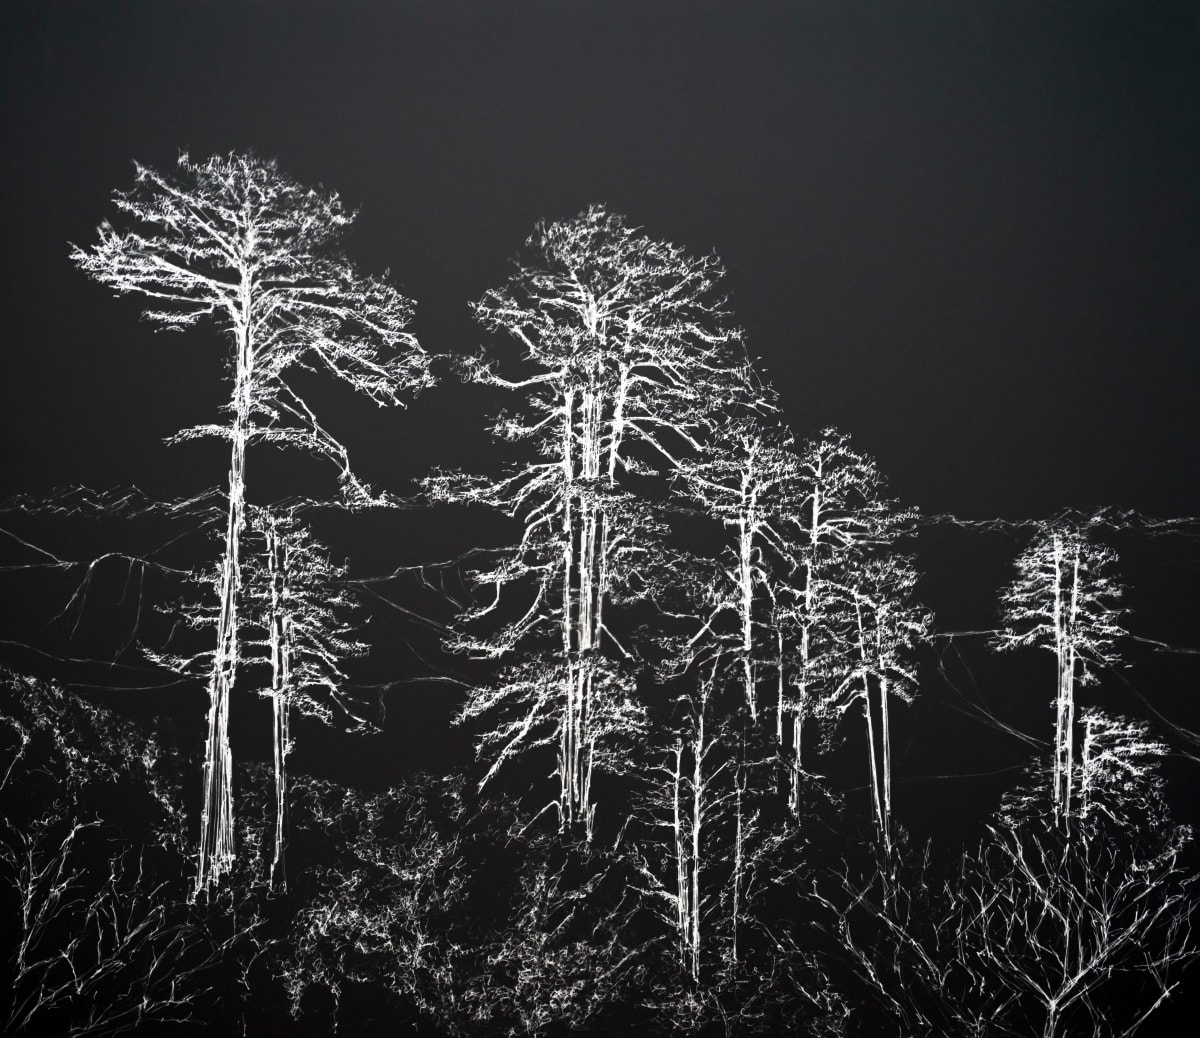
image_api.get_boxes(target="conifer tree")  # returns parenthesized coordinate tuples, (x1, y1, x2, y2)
(73, 153, 431, 892)
(427, 206, 758, 838)
(675, 419, 798, 724)
(784, 429, 913, 813)
(993, 525, 1124, 827)
(242, 508, 370, 891)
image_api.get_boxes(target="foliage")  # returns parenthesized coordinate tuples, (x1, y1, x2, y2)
(0, 670, 254, 1035)
(816, 739, 1196, 1038)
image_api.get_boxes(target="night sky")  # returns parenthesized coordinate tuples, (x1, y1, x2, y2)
(1, 3, 1199, 808)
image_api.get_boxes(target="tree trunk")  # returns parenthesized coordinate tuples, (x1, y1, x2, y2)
(731, 769, 743, 969)
(864, 680, 885, 847)
(775, 627, 785, 746)
(792, 479, 819, 814)
(1044, 1000, 1061, 1038)
(559, 383, 605, 839)
(1079, 713, 1095, 827)
(1051, 534, 1067, 825)
(1063, 550, 1080, 827)
(789, 687, 805, 816)
(266, 519, 290, 893)
(690, 719, 703, 985)
(558, 389, 576, 832)
(195, 318, 251, 896)
(672, 742, 688, 970)
(880, 671, 892, 857)
(738, 517, 756, 720)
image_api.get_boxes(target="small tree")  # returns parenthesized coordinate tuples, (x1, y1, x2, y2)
(818, 725, 1195, 1038)
(784, 430, 908, 803)
(632, 667, 729, 987)
(993, 525, 1124, 827)
(823, 553, 931, 856)
(143, 507, 372, 892)
(241, 507, 371, 892)
(961, 734, 1194, 1038)
(675, 419, 798, 724)
(1076, 708, 1168, 830)
(73, 152, 432, 893)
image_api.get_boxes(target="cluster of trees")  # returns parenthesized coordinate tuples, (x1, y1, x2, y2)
(0, 152, 1193, 1035)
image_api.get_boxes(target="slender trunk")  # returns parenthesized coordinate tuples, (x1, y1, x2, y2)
(673, 743, 687, 969)
(576, 496, 596, 834)
(854, 599, 886, 847)
(864, 679, 885, 846)
(558, 688, 572, 830)
(1063, 646, 1076, 833)
(581, 379, 612, 840)
(1079, 713, 1095, 828)
(271, 683, 289, 891)
(775, 627, 785, 746)
(792, 477, 820, 813)
(880, 670, 892, 856)
(196, 314, 251, 896)
(266, 519, 290, 893)
(789, 686, 805, 815)
(690, 716, 703, 986)
(582, 662, 595, 843)
(558, 389, 575, 831)
(791, 603, 810, 816)
(606, 363, 629, 483)
(731, 769, 743, 970)
(1051, 534, 1066, 825)
(738, 515, 756, 720)
(791, 580, 813, 814)
(1063, 550, 1080, 827)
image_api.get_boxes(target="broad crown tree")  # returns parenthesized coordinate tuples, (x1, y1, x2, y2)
(72, 152, 432, 893)
(427, 206, 759, 839)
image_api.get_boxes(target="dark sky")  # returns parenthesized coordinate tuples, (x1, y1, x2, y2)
(3, 0, 1198, 522)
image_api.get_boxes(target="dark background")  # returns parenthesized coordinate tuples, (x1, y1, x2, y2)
(3, 0, 1199, 518)
(1, 0, 1199, 1023)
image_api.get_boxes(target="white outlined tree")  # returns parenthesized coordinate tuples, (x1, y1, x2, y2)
(72, 153, 432, 893)
(1076, 708, 1168, 831)
(674, 419, 797, 724)
(818, 736, 1196, 1038)
(993, 525, 1124, 827)
(968, 735, 1191, 1038)
(142, 507, 373, 892)
(824, 554, 931, 855)
(632, 667, 729, 986)
(427, 206, 758, 838)
(242, 508, 371, 892)
(0, 672, 256, 1035)
(784, 429, 912, 814)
